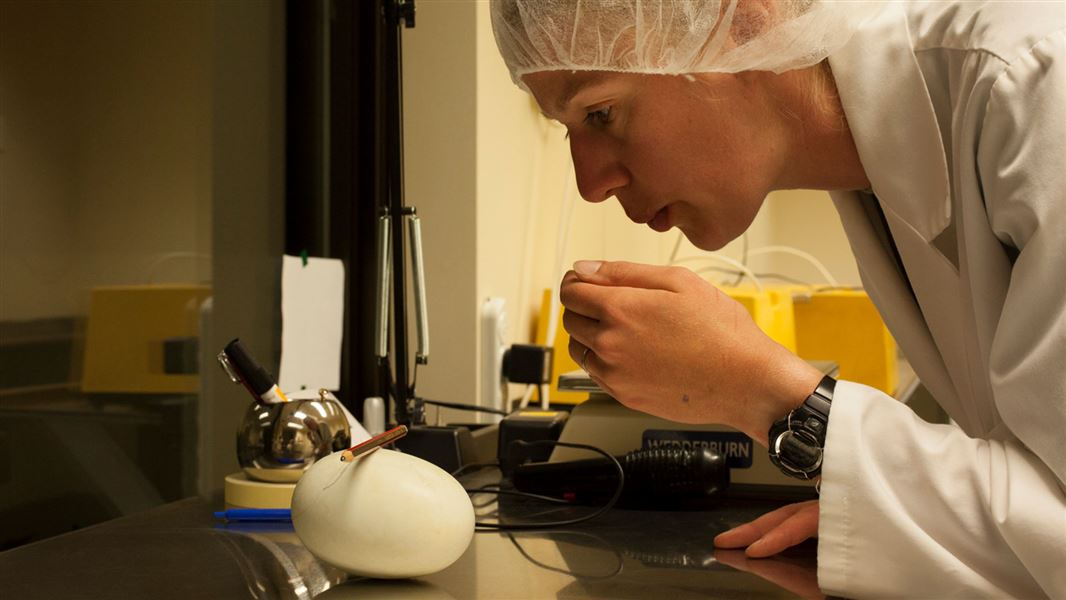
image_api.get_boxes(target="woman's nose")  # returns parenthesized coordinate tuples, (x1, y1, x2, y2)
(569, 134, 629, 203)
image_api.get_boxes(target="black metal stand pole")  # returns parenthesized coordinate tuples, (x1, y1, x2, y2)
(383, 0, 419, 425)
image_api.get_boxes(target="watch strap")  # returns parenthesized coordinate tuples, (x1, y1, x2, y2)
(768, 376, 836, 479)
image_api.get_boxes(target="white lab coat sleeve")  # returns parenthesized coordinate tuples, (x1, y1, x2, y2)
(818, 32, 1066, 599)
(817, 382, 1065, 598)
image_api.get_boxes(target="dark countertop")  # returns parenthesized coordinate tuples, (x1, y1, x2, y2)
(0, 476, 821, 599)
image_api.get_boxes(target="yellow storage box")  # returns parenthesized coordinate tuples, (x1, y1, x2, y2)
(791, 288, 897, 395)
(81, 284, 211, 394)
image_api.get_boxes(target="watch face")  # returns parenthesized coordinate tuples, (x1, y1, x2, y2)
(770, 427, 823, 479)
(768, 377, 834, 480)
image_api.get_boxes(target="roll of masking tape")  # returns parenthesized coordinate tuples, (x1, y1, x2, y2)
(224, 472, 296, 509)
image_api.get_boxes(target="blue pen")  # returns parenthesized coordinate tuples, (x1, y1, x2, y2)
(213, 508, 292, 521)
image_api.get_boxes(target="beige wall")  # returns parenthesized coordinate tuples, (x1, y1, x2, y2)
(765, 190, 860, 286)
(0, 1, 80, 320)
(398, 1, 861, 419)
(0, 1, 213, 322)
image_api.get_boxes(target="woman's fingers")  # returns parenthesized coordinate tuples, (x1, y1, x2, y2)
(560, 271, 609, 321)
(714, 500, 817, 551)
(560, 261, 691, 323)
(744, 502, 819, 558)
(562, 308, 600, 352)
(568, 336, 587, 369)
(573, 260, 691, 293)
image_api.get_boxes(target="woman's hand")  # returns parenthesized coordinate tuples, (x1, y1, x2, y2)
(561, 260, 821, 444)
(714, 500, 820, 557)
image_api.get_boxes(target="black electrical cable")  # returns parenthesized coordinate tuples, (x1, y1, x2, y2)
(467, 487, 575, 506)
(469, 486, 503, 509)
(472, 497, 499, 510)
(506, 532, 625, 580)
(451, 462, 500, 478)
(421, 398, 509, 416)
(452, 463, 577, 506)
(379, 359, 400, 420)
(470, 440, 624, 531)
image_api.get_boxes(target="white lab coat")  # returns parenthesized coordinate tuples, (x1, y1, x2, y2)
(821, 1, 1065, 597)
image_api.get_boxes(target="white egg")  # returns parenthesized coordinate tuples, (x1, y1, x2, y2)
(291, 449, 475, 578)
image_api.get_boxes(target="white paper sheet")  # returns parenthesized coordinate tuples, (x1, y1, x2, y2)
(279, 254, 345, 392)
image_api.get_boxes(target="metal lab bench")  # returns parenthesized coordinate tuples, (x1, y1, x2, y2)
(0, 472, 822, 600)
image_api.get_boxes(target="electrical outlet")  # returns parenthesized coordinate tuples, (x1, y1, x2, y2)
(480, 297, 508, 424)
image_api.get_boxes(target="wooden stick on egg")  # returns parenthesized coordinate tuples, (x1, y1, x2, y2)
(340, 425, 409, 462)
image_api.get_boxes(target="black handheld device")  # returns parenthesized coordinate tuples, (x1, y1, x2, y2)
(512, 446, 729, 509)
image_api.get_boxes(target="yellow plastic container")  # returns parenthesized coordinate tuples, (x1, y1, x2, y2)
(791, 288, 897, 395)
(81, 284, 211, 393)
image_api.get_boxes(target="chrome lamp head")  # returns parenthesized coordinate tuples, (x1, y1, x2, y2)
(237, 392, 351, 483)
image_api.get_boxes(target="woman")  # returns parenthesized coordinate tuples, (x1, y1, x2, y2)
(491, 1, 1064, 597)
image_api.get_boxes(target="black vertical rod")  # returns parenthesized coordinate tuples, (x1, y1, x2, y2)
(383, 0, 417, 425)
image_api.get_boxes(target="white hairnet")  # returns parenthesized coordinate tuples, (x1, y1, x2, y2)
(491, 0, 882, 89)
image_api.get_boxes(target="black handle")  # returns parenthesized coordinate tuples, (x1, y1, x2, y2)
(223, 338, 275, 396)
(512, 446, 729, 508)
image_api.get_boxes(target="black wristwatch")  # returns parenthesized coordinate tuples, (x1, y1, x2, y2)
(768, 376, 836, 479)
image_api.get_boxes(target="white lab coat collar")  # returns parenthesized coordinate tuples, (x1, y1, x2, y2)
(829, 3, 952, 242)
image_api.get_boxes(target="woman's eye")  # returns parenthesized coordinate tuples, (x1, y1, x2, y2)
(584, 106, 613, 126)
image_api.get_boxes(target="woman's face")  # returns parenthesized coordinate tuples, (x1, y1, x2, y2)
(523, 70, 793, 251)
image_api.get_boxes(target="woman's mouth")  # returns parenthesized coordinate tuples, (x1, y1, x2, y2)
(648, 206, 672, 232)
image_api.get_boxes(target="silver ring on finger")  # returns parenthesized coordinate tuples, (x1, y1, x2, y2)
(581, 347, 592, 373)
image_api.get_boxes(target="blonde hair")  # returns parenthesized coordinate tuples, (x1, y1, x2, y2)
(811, 60, 847, 130)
